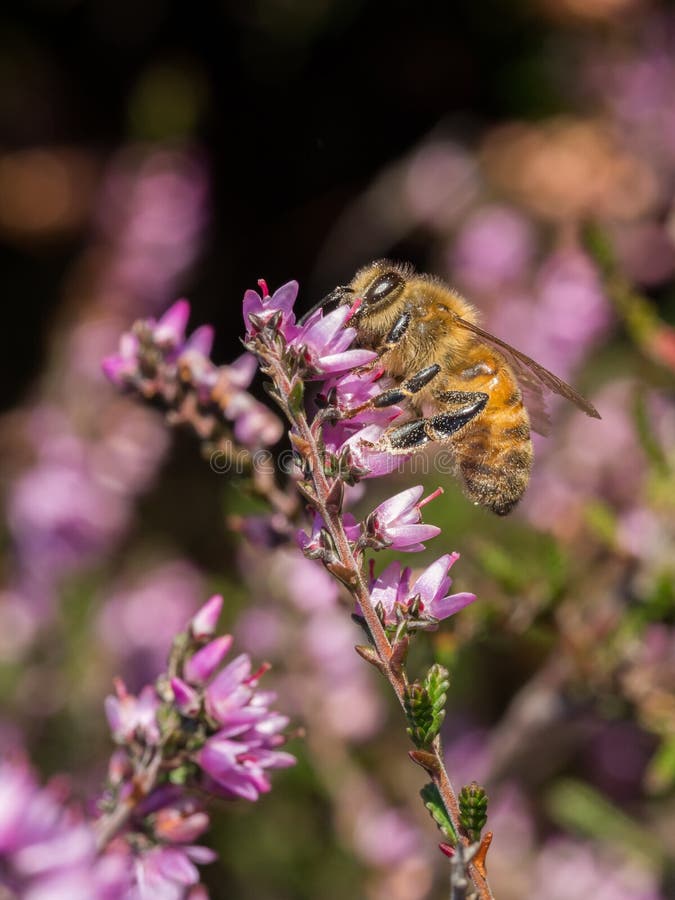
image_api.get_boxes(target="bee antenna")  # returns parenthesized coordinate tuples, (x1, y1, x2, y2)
(298, 286, 354, 325)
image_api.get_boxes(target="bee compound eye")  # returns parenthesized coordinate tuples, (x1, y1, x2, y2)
(364, 271, 405, 304)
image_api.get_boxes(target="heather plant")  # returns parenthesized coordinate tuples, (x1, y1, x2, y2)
(0, 596, 294, 899)
(102, 281, 497, 897)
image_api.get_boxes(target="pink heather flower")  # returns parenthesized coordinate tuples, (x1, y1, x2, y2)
(227, 390, 284, 447)
(102, 300, 194, 390)
(243, 280, 299, 338)
(101, 332, 141, 386)
(189, 594, 224, 640)
(198, 731, 295, 802)
(210, 354, 284, 448)
(288, 304, 377, 377)
(203, 653, 255, 724)
(451, 204, 535, 293)
(336, 423, 409, 478)
(105, 680, 161, 745)
(153, 299, 191, 347)
(170, 678, 201, 717)
(319, 366, 404, 427)
(184, 635, 234, 686)
(297, 512, 360, 557)
(364, 554, 476, 625)
(410, 553, 476, 620)
(228, 351, 259, 388)
(0, 757, 130, 898)
(153, 803, 210, 845)
(181, 323, 214, 357)
(134, 844, 216, 898)
(364, 485, 442, 551)
(184, 652, 296, 800)
(103, 300, 193, 385)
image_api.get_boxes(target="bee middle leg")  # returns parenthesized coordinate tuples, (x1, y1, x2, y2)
(371, 363, 441, 408)
(379, 391, 488, 452)
(326, 363, 441, 423)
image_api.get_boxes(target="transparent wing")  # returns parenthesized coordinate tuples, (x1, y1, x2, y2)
(451, 314, 601, 436)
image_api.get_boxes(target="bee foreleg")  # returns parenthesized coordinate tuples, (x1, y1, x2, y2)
(383, 312, 411, 348)
(379, 391, 488, 451)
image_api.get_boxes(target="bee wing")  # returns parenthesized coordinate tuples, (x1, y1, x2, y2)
(451, 314, 601, 435)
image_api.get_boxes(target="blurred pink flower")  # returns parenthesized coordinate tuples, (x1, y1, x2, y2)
(451, 204, 536, 293)
(105, 679, 161, 746)
(487, 249, 612, 384)
(0, 756, 130, 898)
(184, 636, 234, 686)
(98, 147, 208, 311)
(8, 456, 129, 579)
(133, 844, 216, 899)
(533, 838, 662, 900)
(97, 561, 205, 687)
(198, 650, 295, 800)
(189, 594, 223, 640)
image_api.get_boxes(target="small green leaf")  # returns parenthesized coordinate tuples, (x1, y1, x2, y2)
(287, 378, 305, 415)
(420, 783, 457, 842)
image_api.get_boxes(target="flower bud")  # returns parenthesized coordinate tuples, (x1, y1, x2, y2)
(190, 595, 224, 640)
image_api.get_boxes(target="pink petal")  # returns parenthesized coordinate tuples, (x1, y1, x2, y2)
(156, 847, 199, 885)
(190, 595, 224, 639)
(375, 485, 424, 524)
(186, 845, 218, 865)
(184, 635, 233, 685)
(318, 349, 378, 373)
(270, 280, 299, 313)
(228, 353, 258, 388)
(389, 523, 441, 548)
(155, 299, 190, 344)
(184, 325, 214, 356)
(411, 555, 454, 604)
(431, 592, 476, 620)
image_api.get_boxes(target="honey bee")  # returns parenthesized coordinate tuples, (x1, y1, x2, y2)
(303, 260, 601, 515)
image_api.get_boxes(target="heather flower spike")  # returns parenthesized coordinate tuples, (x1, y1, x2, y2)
(103, 298, 283, 452)
(92, 594, 295, 896)
(238, 277, 491, 897)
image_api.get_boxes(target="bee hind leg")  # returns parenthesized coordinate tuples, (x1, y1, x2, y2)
(380, 391, 488, 451)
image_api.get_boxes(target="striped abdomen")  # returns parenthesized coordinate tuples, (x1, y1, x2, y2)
(447, 356, 533, 515)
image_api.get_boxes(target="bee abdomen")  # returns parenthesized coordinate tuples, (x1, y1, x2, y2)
(457, 413, 532, 516)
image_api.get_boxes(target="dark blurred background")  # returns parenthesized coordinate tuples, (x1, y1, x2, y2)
(1, 0, 558, 411)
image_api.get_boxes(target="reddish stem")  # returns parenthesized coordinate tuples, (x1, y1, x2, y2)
(265, 352, 494, 900)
